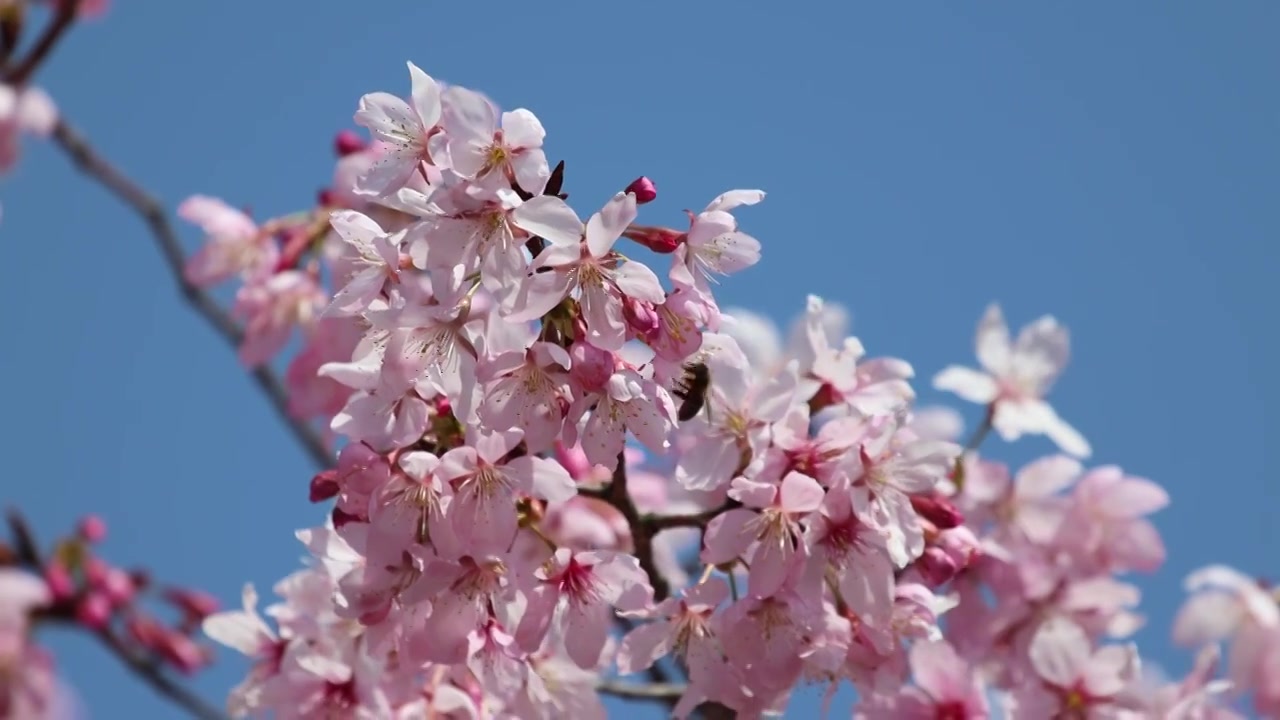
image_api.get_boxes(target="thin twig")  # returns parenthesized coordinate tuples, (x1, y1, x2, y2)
(48, 119, 332, 470)
(645, 499, 742, 533)
(596, 680, 686, 701)
(4, 0, 77, 85)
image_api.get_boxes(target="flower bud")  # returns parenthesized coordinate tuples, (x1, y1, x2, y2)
(44, 560, 75, 600)
(160, 631, 209, 675)
(625, 176, 657, 204)
(623, 297, 660, 336)
(317, 188, 340, 208)
(103, 567, 136, 606)
(164, 587, 220, 622)
(334, 129, 367, 157)
(310, 470, 340, 503)
(76, 592, 112, 630)
(332, 506, 362, 529)
(554, 442, 592, 481)
(623, 225, 684, 254)
(917, 547, 958, 586)
(910, 493, 965, 530)
(77, 515, 107, 544)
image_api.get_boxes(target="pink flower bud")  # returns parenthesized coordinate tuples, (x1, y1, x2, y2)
(102, 567, 135, 605)
(317, 188, 339, 208)
(554, 442, 592, 481)
(917, 547, 959, 586)
(936, 525, 981, 572)
(127, 614, 165, 650)
(83, 556, 108, 587)
(623, 297, 660, 336)
(910, 493, 965, 530)
(623, 225, 684, 254)
(310, 470, 340, 503)
(159, 631, 209, 675)
(77, 515, 107, 543)
(332, 506, 361, 529)
(163, 587, 220, 622)
(76, 592, 112, 630)
(334, 129, 366, 157)
(625, 176, 657, 204)
(44, 561, 74, 601)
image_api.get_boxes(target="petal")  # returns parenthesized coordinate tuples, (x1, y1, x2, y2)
(1016, 455, 1083, 498)
(16, 87, 58, 136)
(513, 149, 551, 196)
(513, 583, 559, 653)
(1042, 409, 1092, 459)
(510, 196, 583, 247)
(355, 92, 419, 143)
(975, 304, 1012, 376)
(586, 193, 637, 258)
(910, 640, 969, 701)
(580, 282, 625, 351)
(1172, 590, 1244, 647)
(1095, 477, 1168, 519)
(932, 366, 999, 404)
(501, 108, 546, 149)
(504, 268, 575, 322)
(780, 471, 825, 513)
(565, 602, 611, 669)
(1012, 315, 1070, 395)
(507, 455, 577, 502)
(704, 189, 765, 213)
(1028, 617, 1090, 687)
(616, 620, 675, 674)
(612, 261, 667, 304)
(442, 85, 496, 145)
(700, 509, 756, 565)
(696, 230, 761, 275)
(407, 62, 442, 128)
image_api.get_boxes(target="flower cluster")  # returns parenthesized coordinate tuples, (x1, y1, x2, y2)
(166, 61, 1274, 719)
(1, 513, 221, 716)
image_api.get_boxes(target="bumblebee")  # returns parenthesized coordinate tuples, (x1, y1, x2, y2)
(672, 361, 712, 422)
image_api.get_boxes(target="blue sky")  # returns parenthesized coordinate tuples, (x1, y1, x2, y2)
(1, 1, 1276, 717)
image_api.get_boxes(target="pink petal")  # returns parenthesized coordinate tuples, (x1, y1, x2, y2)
(701, 509, 756, 565)
(780, 471, 825, 513)
(1028, 617, 1090, 688)
(406, 62, 441, 127)
(585, 193, 637, 258)
(975, 304, 1011, 376)
(616, 620, 675, 674)
(932, 366, 998, 404)
(510, 196, 583, 247)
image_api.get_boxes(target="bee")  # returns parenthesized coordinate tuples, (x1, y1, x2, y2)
(672, 361, 712, 422)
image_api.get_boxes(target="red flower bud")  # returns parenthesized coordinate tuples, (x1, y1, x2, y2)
(310, 470, 340, 503)
(78, 514, 107, 543)
(625, 176, 657, 204)
(334, 129, 366, 157)
(77, 592, 112, 630)
(910, 493, 965, 530)
(623, 226, 684, 254)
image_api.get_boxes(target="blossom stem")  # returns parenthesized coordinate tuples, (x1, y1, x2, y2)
(952, 403, 996, 492)
(48, 117, 332, 470)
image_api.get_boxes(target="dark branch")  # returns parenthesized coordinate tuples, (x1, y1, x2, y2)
(49, 119, 332, 470)
(595, 679, 686, 701)
(4, 0, 77, 85)
(645, 499, 742, 533)
(606, 453, 670, 601)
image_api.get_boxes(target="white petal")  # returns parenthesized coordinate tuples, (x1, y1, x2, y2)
(932, 366, 998, 404)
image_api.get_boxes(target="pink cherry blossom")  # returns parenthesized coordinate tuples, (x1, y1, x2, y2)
(323, 210, 403, 317)
(179, 195, 276, 287)
(441, 85, 550, 195)
(233, 270, 326, 367)
(353, 62, 442, 196)
(855, 640, 989, 719)
(934, 304, 1091, 458)
(0, 84, 56, 173)
(507, 192, 667, 351)
(515, 548, 651, 669)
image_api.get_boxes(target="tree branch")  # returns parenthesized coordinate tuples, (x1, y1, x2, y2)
(607, 453, 670, 601)
(48, 118, 332, 470)
(596, 679, 686, 701)
(4, 0, 77, 85)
